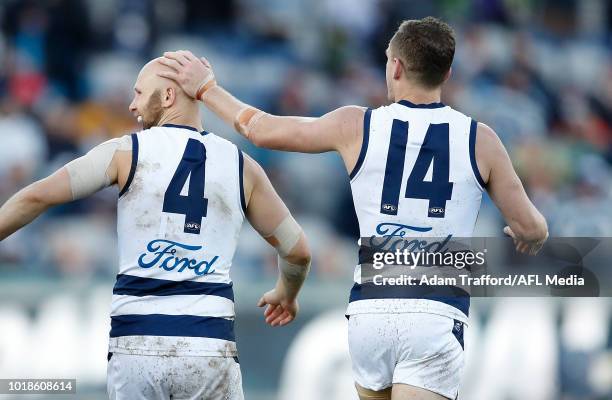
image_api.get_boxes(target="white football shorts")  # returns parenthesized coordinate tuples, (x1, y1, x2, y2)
(107, 352, 244, 400)
(348, 312, 465, 399)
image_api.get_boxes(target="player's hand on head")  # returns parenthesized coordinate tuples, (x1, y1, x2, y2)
(257, 288, 299, 327)
(158, 50, 215, 99)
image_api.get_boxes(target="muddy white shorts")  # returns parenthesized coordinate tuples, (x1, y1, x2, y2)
(347, 313, 465, 399)
(107, 352, 244, 400)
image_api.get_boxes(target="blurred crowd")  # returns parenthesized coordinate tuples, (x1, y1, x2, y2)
(0, 0, 611, 279)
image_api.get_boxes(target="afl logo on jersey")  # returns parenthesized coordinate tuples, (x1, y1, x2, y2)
(382, 204, 397, 213)
(185, 222, 201, 233)
(429, 207, 445, 215)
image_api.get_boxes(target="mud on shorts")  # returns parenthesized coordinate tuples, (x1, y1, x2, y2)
(107, 352, 244, 400)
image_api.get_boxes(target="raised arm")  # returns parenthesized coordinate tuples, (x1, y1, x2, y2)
(0, 136, 132, 241)
(475, 123, 548, 254)
(242, 152, 311, 327)
(157, 51, 366, 170)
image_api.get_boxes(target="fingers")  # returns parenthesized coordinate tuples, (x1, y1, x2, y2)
(278, 312, 294, 327)
(504, 226, 547, 256)
(265, 305, 284, 324)
(257, 297, 266, 307)
(270, 309, 290, 327)
(163, 50, 197, 66)
(157, 70, 179, 81)
(162, 51, 186, 66)
(264, 304, 277, 318)
(200, 57, 211, 68)
(158, 57, 181, 72)
(179, 50, 197, 62)
(530, 240, 544, 256)
(176, 50, 194, 65)
(510, 238, 544, 255)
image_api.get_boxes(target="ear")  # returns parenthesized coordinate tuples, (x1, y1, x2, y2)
(443, 67, 452, 83)
(392, 58, 403, 80)
(162, 87, 176, 108)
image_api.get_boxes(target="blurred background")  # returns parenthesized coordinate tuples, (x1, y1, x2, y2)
(0, 0, 611, 399)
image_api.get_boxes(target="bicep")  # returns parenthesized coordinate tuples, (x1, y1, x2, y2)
(30, 167, 74, 206)
(478, 125, 538, 224)
(243, 156, 291, 241)
(64, 135, 131, 200)
(255, 106, 365, 154)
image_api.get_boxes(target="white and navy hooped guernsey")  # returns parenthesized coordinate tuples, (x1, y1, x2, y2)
(347, 100, 486, 324)
(110, 124, 246, 357)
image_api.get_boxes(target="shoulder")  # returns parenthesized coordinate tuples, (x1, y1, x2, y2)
(240, 150, 268, 206)
(203, 131, 237, 150)
(326, 105, 368, 143)
(90, 134, 132, 151)
(336, 105, 367, 116)
(113, 134, 133, 150)
(241, 150, 265, 181)
(475, 122, 503, 150)
(325, 105, 367, 124)
(473, 122, 508, 184)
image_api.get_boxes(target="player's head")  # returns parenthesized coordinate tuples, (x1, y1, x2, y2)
(385, 17, 456, 100)
(129, 58, 194, 129)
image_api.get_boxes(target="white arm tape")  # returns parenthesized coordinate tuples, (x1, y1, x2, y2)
(65, 136, 131, 200)
(269, 214, 302, 258)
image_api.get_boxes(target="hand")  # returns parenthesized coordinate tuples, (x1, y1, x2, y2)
(503, 226, 547, 255)
(157, 50, 215, 99)
(257, 288, 299, 327)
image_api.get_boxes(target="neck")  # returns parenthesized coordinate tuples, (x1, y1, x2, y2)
(157, 104, 203, 131)
(393, 81, 442, 105)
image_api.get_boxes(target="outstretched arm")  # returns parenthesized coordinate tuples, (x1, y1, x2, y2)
(0, 136, 131, 241)
(157, 51, 365, 169)
(242, 152, 311, 327)
(0, 168, 72, 240)
(475, 123, 548, 254)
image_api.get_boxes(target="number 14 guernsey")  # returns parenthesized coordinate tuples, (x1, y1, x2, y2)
(347, 100, 485, 323)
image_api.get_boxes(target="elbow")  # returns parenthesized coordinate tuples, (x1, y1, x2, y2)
(21, 184, 47, 207)
(249, 132, 267, 148)
(285, 236, 312, 267)
(288, 249, 312, 269)
(21, 181, 56, 210)
(250, 132, 279, 150)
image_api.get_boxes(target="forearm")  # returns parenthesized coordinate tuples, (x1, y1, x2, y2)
(0, 186, 49, 241)
(267, 219, 311, 300)
(276, 255, 310, 301)
(201, 85, 248, 129)
(202, 85, 316, 151)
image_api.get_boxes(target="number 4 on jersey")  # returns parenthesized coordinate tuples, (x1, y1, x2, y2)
(163, 138, 209, 234)
(381, 120, 453, 218)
